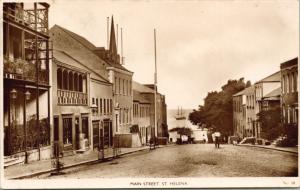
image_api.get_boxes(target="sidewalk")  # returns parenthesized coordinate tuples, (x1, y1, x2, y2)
(5, 145, 161, 179)
(237, 144, 298, 154)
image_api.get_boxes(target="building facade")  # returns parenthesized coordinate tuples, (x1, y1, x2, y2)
(245, 86, 255, 138)
(233, 89, 246, 139)
(132, 82, 168, 141)
(50, 25, 114, 154)
(280, 58, 298, 142)
(3, 3, 52, 162)
(133, 90, 151, 145)
(92, 17, 134, 136)
(254, 71, 281, 139)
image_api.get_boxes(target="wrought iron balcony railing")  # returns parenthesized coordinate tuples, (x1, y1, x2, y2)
(57, 89, 88, 106)
(3, 3, 49, 35)
(4, 58, 49, 85)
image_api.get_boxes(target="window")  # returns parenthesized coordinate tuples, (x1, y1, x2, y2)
(287, 107, 290, 124)
(126, 109, 129, 123)
(129, 80, 132, 95)
(282, 75, 285, 94)
(107, 99, 110, 115)
(294, 109, 298, 123)
(119, 109, 122, 124)
(123, 109, 125, 124)
(123, 79, 125, 95)
(119, 78, 121, 94)
(57, 69, 62, 89)
(295, 72, 298, 92)
(104, 99, 106, 115)
(100, 98, 102, 115)
(286, 74, 290, 93)
(115, 77, 117, 94)
(110, 99, 112, 115)
(290, 74, 294, 93)
(92, 97, 95, 105)
(96, 98, 98, 113)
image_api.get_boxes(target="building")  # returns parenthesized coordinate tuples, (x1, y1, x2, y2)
(132, 82, 168, 141)
(254, 71, 281, 139)
(280, 58, 298, 142)
(49, 25, 114, 154)
(191, 128, 208, 143)
(245, 86, 255, 137)
(132, 90, 151, 145)
(3, 3, 52, 162)
(233, 89, 246, 139)
(143, 84, 168, 139)
(92, 17, 134, 138)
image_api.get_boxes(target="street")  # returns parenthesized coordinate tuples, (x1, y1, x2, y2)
(38, 144, 298, 178)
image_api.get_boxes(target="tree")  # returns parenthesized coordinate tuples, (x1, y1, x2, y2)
(189, 78, 249, 136)
(257, 105, 283, 140)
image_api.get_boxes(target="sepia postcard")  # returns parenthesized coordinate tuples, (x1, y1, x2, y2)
(0, 0, 299, 188)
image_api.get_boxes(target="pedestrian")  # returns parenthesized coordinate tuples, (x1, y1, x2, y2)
(214, 131, 221, 148)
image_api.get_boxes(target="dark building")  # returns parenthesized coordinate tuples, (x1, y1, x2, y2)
(3, 3, 52, 162)
(133, 82, 168, 140)
(280, 57, 298, 142)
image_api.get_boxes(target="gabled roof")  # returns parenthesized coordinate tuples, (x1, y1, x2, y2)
(54, 24, 132, 73)
(50, 25, 110, 78)
(256, 71, 281, 83)
(132, 81, 155, 93)
(53, 50, 110, 83)
(55, 24, 96, 51)
(133, 90, 150, 104)
(264, 87, 281, 98)
(280, 57, 298, 69)
(243, 85, 255, 95)
(233, 88, 247, 97)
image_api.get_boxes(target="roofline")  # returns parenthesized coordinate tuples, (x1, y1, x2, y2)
(254, 71, 281, 84)
(52, 24, 112, 67)
(54, 50, 111, 84)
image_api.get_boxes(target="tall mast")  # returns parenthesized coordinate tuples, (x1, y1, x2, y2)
(116, 24, 118, 53)
(154, 29, 157, 138)
(107, 17, 109, 49)
(121, 27, 124, 64)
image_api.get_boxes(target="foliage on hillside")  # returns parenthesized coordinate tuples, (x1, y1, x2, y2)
(189, 78, 251, 136)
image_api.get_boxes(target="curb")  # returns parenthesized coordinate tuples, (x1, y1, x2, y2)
(9, 145, 168, 179)
(237, 144, 298, 154)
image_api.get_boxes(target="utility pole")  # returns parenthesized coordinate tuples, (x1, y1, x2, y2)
(107, 17, 109, 49)
(121, 27, 124, 65)
(154, 29, 157, 148)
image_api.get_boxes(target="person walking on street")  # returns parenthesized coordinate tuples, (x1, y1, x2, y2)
(214, 131, 221, 148)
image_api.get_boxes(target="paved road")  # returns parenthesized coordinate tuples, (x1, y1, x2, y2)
(38, 144, 298, 178)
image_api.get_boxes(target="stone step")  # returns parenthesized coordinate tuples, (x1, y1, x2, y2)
(4, 156, 23, 168)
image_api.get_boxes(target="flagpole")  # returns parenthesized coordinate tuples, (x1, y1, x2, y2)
(154, 29, 157, 148)
(107, 17, 109, 49)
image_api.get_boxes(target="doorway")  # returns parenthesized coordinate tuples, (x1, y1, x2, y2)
(63, 117, 72, 146)
(75, 117, 80, 150)
(93, 121, 100, 150)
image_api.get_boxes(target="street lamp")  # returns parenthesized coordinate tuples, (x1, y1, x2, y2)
(10, 89, 17, 99)
(10, 89, 17, 155)
(25, 90, 31, 101)
(24, 90, 31, 164)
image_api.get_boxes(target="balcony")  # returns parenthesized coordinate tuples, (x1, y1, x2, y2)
(4, 57, 49, 85)
(3, 3, 49, 35)
(57, 89, 88, 106)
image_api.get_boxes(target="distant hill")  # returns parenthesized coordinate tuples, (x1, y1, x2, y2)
(167, 108, 197, 130)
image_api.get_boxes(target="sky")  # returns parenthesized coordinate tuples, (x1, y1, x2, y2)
(48, 0, 299, 109)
